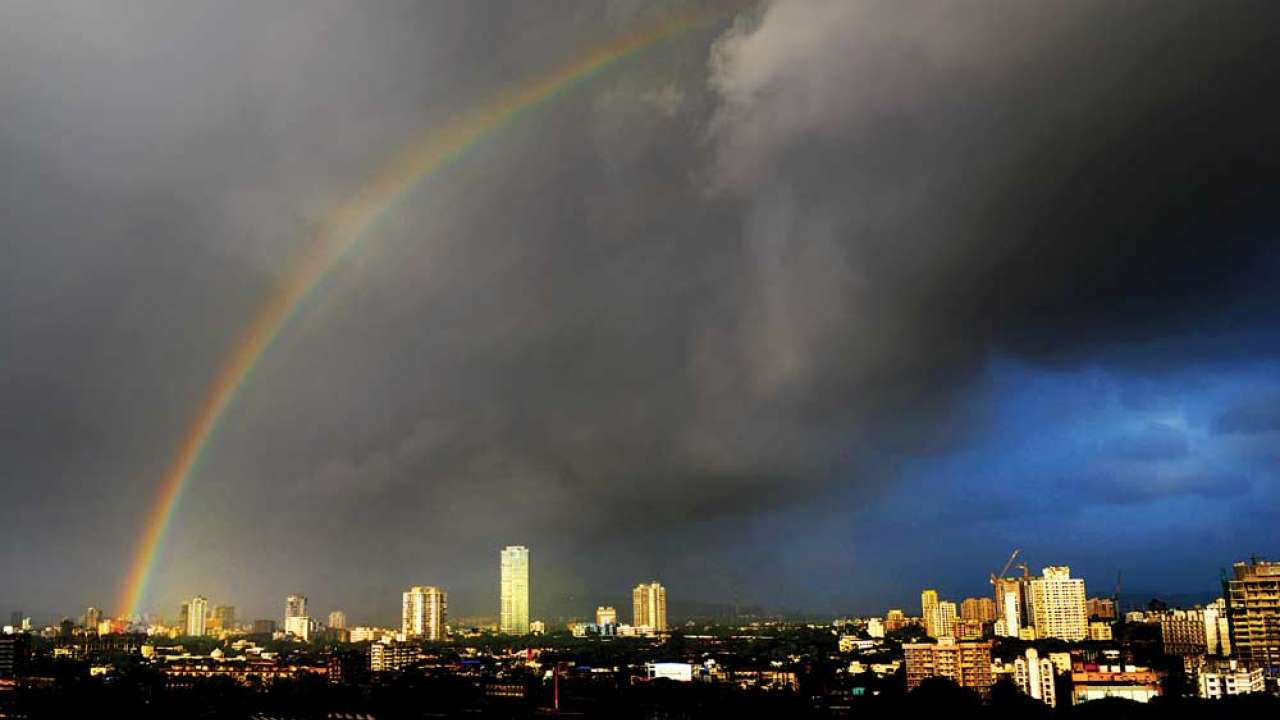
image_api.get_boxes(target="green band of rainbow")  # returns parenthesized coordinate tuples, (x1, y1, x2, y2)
(117, 3, 744, 618)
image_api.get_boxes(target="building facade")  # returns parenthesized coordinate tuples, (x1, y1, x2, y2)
(327, 610, 346, 630)
(1028, 566, 1087, 641)
(402, 586, 447, 641)
(1198, 658, 1265, 699)
(633, 582, 667, 632)
(1014, 648, 1056, 707)
(285, 594, 307, 621)
(500, 546, 530, 635)
(903, 637, 994, 697)
(186, 596, 208, 637)
(596, 606, 617, 627)
(1225, 559, 1280, 678)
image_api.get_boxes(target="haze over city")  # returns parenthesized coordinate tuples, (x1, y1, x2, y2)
(4, 0, 1279, 633)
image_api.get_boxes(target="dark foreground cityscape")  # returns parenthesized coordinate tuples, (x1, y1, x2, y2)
(2, 552, 1278, 718)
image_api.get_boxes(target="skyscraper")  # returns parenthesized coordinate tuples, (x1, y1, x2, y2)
(285, 594, 307, 621)
(186, 596, 208, 637)
(213, 605, 235, 631)
(938, 600, 958, 638)
(921, 589, 946, 638)
(1225, 558, 1280, 677)
(994, 577, 1023, 637)
(1027, 566, 1087, 641)
(328, 611, 347, 630)
(402, 586, 447, 641)
(499, 546, 530, 635)
(632, 582, 667, 632)
(84, 607, 101, 630)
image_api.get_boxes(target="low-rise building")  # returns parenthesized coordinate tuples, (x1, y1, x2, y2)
(903, 637, 994, 697)
(1198, 659, 1265, 699)
(1070, 661, 1162, 705)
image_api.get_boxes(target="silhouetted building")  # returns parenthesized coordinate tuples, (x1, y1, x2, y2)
(252, 619, 277, 635)
(328, 648, 370, 685)
(0, 634, 31, 678)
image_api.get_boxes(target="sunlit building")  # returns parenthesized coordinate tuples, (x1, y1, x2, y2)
(903, 637, 993, 697)
(994, 577, 1024, 638)
(402, 586, 447, 641)
(633, 582, 667, 632)
(500, 546, 530, 635)
(1225, 559, 1280, 677)
(186, 596, 208, 637)
(1028, 566, 1087, 641)
(285, 595, 307, 622)
(1087, 597, 1117, 619)
(596, 606, 617, 628)
(327, 611, 346, 630)
(1014, 648, 1056, 707)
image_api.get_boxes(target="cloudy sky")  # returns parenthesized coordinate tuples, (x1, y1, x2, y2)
(3, 0, 1279, 626)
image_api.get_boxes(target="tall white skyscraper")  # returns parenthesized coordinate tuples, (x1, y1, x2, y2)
(402, 586, 447, 640)
(1028, 566, 1087, 641)
(633, 581, 667, 632)
(187, 595, 208, 637)
(500, 546, 530, 635)
(938, 600, 958, 638)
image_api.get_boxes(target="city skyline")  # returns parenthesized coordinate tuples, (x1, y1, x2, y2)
(3, 0, 1280, 634)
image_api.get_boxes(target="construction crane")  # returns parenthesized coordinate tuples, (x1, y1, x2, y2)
(989, 548, 1020, 586)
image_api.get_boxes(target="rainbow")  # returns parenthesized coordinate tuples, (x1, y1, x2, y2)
(117, 3, 746, 617)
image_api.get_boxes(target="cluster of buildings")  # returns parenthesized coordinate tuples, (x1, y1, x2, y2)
(893, 558, 1280, 706)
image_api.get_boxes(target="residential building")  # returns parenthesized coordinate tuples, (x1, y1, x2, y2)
(884, 609, 908, 632)
(867, 617, 885, 638)
(213, 605, 235, 632)
(370, 641, 418, 672)
(402, 586, 447, 641)
(633, 582, 667, 632)
(84, 607, 102, 630)
(994, 578, 1023, 638)
(1160, 607, 1224, 656)
(903, 637, 994, 697)
(1013, 648, 1056, 707)
(961, 597, 996, 622)
(284, 615, 315, 641)
(499, 546, 530, 635)
(1088, 621, 1112, 641)
(1198, 658, 1265, 699)
(285, 595, 307, 622)
(1070, 660, 1162, 704)
(252, 619, 276, 635)
(596, 606, 617, 628)
(186, 596, 208, 637)
(1087, 597, 1117, 619)
(327, 611, 347, 630)
(1027, 566, 1087, 641)
(1225, 559, 1280, 677)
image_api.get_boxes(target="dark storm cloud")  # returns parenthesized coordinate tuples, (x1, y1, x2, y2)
(1101, 423, 1189, 462)
(3, 0, 1280, 620)
(1213, 395, 1280, 435)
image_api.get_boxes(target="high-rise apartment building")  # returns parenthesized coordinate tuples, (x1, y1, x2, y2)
(1160, 606, 1226, 656)
(903, 637, 994, 696)
(328, 611, 347, 630)
(1087, 597, 1117, 619)
(961, 597, 995, 623)
(213, 605, 235, 631)
(500, 546, 530, 635)
(402, 586, 447, 641)
(186, 596, 208, 637)
(1014, 648, 1056, 707)
(1225, 558, 1280, 677)
(994, 577, 1023, 637)
(596, 606, 617, 627)
(633, 582, 667, 632)
(84, 607, 101, 630)
(938, 601, 957, 638)
(921, 590, 941, 638)
(1028, 567, 1087, 641)
(285, 595, 307, 621)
